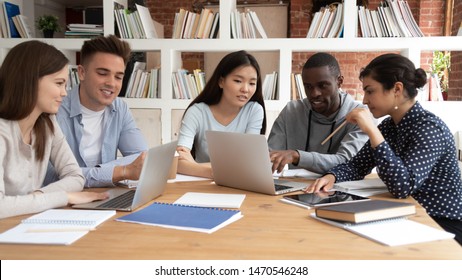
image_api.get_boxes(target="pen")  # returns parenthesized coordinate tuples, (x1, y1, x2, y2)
(321, 121, 346, 145)
(26, 228, 95, 233)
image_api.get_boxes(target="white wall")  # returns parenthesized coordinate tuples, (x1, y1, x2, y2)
(420, 101, 462, 136)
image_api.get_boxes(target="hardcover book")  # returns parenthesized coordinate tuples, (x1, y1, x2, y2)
(315, 199, 416, 223)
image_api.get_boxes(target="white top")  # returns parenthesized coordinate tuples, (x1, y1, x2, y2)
(80, 105, 105, 167)
(177, 102, 264, 162)
(0, 116, 84, 219)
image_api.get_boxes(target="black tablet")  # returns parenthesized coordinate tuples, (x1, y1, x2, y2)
(280, 191, 370, 209)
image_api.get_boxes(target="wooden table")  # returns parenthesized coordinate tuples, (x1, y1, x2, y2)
(0, 180, 461, 260)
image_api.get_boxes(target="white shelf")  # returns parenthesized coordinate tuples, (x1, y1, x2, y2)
(2, 36, 462, 52)
(1, 0, 461, 145)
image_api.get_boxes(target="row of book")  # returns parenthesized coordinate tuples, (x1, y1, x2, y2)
(288, 72, 444, 103)
(171, 68, 279, 100)
(290, 73, 306, 100)
(114, 3, 159, 39)
(172, 8, 219, 39)
(231, 9, 267, 39)
(124, 62, 161, 99)
(0, 1, 33, 38)
(262, 72, 278, 100)
(172, 69, 206, 99)
(64, 63, 445, 103)
(358, 0, 424, 38)
(306, 3, 344, 38)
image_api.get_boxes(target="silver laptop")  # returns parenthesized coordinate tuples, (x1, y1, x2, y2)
(206, 131, 307, 195)
(72, 141, 177, 211)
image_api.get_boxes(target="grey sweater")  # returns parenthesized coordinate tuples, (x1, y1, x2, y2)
(268, 91, 370, 174)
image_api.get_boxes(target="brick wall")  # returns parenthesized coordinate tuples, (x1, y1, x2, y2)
(289, 0, 311, 38)
(145, 0, 449, 99)
(450, 0, 462, 101)
(418, 0, 446, 77)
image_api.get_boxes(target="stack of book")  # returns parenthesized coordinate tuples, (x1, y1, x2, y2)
(172, 8, 219, 39)
(306, 3, 344, 38)
(312, 199, 455, 246)
(230, 9, 267, 39)
(65, 24, 103, 38)
(357, 0, 424, 38)
(114, 3, 159, 39)
(123, 61, 161, 99)
(172, 69, 206, 99)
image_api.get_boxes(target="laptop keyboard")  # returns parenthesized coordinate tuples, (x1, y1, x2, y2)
(274, 184, 291, 191)
(98, 190, 136, 209)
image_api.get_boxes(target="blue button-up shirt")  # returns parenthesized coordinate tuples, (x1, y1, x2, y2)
(45, 86, 148, 187)
(330, 102, 462, 220)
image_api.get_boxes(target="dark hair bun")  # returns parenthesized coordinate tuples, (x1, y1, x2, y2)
(415, 68, 427, 88)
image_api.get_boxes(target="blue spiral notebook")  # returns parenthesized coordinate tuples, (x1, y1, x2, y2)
(116, 202, 243, 233)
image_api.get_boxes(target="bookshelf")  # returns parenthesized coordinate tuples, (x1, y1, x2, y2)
(1, 0, 462, 147)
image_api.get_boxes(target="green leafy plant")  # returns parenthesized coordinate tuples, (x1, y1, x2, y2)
(430, 51, 451, 93)
(36, 15, 61, 32)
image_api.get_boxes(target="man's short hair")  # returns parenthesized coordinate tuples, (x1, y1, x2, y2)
(80, 35, 131, 66)
(303, 52, 341, 77)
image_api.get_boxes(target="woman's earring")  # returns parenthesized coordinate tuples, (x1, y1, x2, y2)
(394, 105, 398, 110)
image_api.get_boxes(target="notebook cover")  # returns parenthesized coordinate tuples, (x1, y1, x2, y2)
(116, 202, 242, 233)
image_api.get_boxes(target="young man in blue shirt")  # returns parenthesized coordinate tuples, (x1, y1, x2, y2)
(46, 35, 148, 187)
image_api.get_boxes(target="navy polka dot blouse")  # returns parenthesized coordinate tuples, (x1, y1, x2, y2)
(330, 102, 462, 220)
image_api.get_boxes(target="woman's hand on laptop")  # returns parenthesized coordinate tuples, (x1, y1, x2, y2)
(67, 191, 109, 205)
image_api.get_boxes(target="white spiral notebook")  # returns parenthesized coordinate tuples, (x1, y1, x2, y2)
(311, 213, 455, 246)
(0, 209, 115, 245)
(174, 192, 246, 208)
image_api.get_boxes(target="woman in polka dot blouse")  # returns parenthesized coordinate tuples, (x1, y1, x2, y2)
(306, 53, 462, 245)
